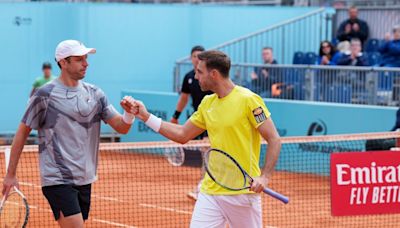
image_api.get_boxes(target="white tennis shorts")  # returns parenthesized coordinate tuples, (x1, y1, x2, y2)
(190, 192, 262, 228)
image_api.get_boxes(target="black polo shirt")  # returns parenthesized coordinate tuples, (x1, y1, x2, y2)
(181, 70, 212, 111)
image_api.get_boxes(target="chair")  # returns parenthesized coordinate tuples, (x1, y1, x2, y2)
(304, 52, 317, 65)
(293, 51, 305, 64)
(365, 39, 381, 53)
(367, 52, 381, 66)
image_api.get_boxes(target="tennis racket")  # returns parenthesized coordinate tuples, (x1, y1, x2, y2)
(0, 147, 29, 227)
(204, 148, 289, 204)
(164, 147, 185, 166)
(0, 186, 30, 228)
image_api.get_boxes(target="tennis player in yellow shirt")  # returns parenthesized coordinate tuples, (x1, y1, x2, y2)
(131, 50, 281, 228)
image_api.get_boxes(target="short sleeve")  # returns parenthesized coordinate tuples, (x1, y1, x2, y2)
(247, 93, 271, 128)
(32, 78, 40, 88)
(181, 73, 191, 94)
(97, 88, 118, 122)
(189, 99, 207, 130)
(22, 95, 49, 130)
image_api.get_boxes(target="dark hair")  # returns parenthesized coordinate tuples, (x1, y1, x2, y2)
(56, 57, 71, 69)
(42, 62, 52, 69)
(319, 41, 336, 57)
(262, 47, 273, 52)
(198, 50, 230, 78)
(191, 45, 205, 54)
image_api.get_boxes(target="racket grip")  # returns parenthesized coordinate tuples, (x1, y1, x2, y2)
(263, 187, 289, 204)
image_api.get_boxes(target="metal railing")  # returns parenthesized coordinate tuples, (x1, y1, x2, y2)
(175, 62, 400, 106)
(174, 8, 333, 90)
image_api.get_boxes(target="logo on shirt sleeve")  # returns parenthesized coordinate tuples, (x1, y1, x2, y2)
(252, 107, 266, 124)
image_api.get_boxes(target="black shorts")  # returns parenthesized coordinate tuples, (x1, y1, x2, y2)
(42, 184, 92, 221)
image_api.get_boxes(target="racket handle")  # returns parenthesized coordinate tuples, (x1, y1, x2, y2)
(263, 187, 289, 204)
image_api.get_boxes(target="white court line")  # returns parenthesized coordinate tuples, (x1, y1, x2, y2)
(5, 201, 52, 213)
(139, 203, 192, 215)
(92, 219, 137, 228)
(0, 179, 126, 204)
(6, 201, 138, 228)
(19, 181, 41, 188)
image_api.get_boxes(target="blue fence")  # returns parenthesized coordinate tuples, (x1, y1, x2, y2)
(0, 3, 321, 133)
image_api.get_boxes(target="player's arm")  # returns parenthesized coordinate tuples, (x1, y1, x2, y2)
(134, 100, 204, 144)
(171, 92, 190, 123)
(106, 115, 132, 134)
(2, 123, 32, 195)
(105, 97, 135, 134)
(159, 120, 204, 144)
(258, 118, 281, 179)
(251, 117, 281, 193)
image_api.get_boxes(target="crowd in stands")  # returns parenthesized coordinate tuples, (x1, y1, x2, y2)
(294, 6, 400, 68)
(248, 6, 400, 102)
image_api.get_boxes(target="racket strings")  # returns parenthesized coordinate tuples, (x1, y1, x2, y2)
(0, 192, 25, 227)
(206, 150, 247, 190)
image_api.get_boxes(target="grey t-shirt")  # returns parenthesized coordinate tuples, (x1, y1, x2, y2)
(22, 78, 118, 187)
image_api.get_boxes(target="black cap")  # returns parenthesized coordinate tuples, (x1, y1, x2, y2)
(191, 45, 205, 54)
(42, 62, 52, 69)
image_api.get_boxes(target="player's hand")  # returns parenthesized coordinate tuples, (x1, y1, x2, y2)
(120, 96, 138, 115)
(133, 100, 150, 122)
(170, 117, 178, 124)
(2, 174, 18, 198)
(250, 175, 269, 193)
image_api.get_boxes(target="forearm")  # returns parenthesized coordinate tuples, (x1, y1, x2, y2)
(261, 137, 281, 178)
(159, 121, 188, 144)
(111, 115, 133, 134)
(7, 124, 31, 176)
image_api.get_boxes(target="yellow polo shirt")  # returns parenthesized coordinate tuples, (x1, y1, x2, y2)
(190, 86, 271, 195)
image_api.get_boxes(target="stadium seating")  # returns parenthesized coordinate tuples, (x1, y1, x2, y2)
(292, 51, 305, 64)
(364, 38, 382, 53)
(304, 52, 317, 65)
(367, 51, 381, 66)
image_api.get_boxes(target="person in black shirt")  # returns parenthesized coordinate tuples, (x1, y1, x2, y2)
(250, 47, 278, 97)
(336, 6, 369, 46)
(171, 45, 211, 124)
(171, 46, 212, 202)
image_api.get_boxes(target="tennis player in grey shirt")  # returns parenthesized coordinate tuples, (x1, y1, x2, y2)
(2, 40, 137, 227)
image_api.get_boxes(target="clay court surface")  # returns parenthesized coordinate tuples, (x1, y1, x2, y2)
(1, 150, 400, 228)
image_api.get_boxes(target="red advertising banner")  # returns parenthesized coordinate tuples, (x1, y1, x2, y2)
(331, 151, 400, 216)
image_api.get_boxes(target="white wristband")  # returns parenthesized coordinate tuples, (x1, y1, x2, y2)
(145, 114, 162, 132)
(122, 111, 135, 124)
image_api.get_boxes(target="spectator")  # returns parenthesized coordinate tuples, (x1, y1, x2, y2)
(379, 25, 400, 67)
(336, 38, 369, 66)
(30, 62, 54, 97)
(317, 41, 340, 65)
(250, 47, 277, 97)
(336, 6, 369, 46)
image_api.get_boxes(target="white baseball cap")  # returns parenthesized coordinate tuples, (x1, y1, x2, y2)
(55, 40, 96, 62)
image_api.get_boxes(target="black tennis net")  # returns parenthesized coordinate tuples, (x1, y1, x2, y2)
(0, 131, 400, 227)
